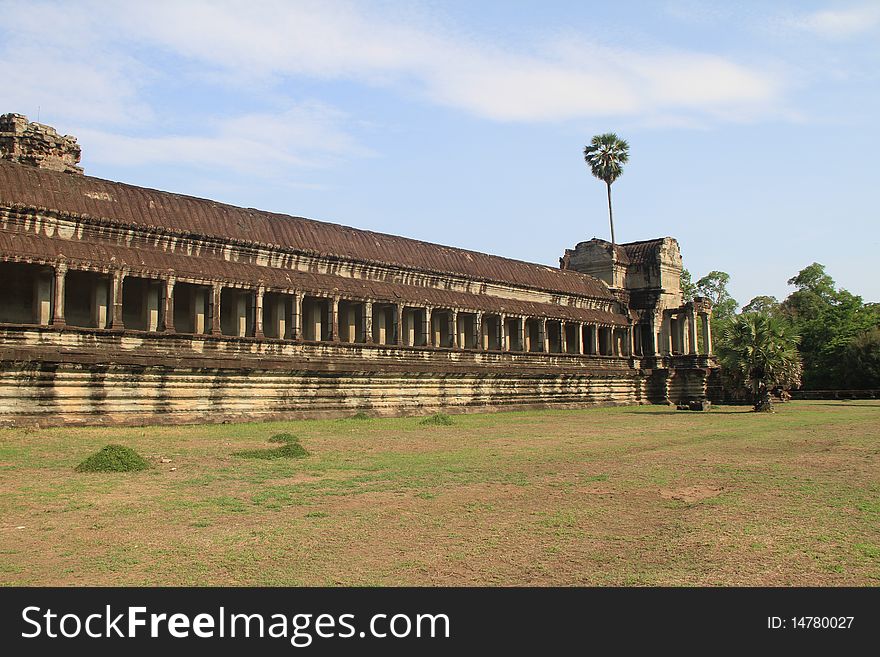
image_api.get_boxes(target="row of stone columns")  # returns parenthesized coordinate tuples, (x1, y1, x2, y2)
(37, 264, 636, 355)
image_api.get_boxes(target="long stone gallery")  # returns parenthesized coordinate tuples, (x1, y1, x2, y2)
(0, 113, 719, 426)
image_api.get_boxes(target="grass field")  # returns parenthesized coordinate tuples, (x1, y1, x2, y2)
(1, 401, 878, 586)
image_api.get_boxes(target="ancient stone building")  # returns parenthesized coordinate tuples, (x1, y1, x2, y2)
(0, 113, 718, 426)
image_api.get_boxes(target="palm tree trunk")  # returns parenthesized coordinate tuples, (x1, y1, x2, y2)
(606, 182, 615, 245)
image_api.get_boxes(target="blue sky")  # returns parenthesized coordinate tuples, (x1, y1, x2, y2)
(2, 0, 878, 305)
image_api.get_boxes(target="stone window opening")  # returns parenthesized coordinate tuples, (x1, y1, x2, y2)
(337, 300, 366, 344)
(371, 302, 398, 345)
(431, 308, 453, 348)
(263, 292, 294, 339)
(482, 314, 502, 350)
(401, 306, 428, 347)
(301, 295, 329, 342)
(122, 276, 162, 331)
(546, 320, 563, 353)
(504, 316, 523, 351)
(457, 312, 479, 349)
(0, 261, 54, 325)
(173, 282, 213, 335)
(65, 269, 111, 329)
(564, 322, 581, 354)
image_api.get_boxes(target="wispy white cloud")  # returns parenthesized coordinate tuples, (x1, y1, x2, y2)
(788, 4, 880, 40)
(0, 0, 794, 176)
(74, 103, 371, 175)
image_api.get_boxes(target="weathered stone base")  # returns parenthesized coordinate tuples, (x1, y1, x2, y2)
(0, 362, 653, 427)
(0, 327, 717, 426)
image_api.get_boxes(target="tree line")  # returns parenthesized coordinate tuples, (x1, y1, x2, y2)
(682, 264, 880, 407)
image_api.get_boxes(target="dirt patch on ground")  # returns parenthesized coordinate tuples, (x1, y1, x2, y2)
(659, 485, 725, 503)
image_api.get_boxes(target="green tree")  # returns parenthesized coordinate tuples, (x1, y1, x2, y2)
(717, 312, 802, 412)
(680, 268, 696, 302)
(841, 327, 880, 389)
(583, 133, 629, 245)
(742, 295, 780, 315)
(782, 263, 880, 388)
(695, 271, 738, 321)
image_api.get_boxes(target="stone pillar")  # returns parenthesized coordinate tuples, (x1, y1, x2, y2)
(559, 322, 567, 354)
(687, 309, 698, 355)
(423, 307, 432, 346)
(702, 314, 713, 355)
(345, 304, 356, 342)
(628, 325, 635, 357)
(192, 287, 206, 334)
(364, 300, 374, 343)
(110, 271, 124, 329)
(51, 262, 67, 327)
(474, 312, 483, 350)
(578, 323, 585, 355)
(91, 276, 109, 329)
(450, 310, 458, 348)
(210, 284, 222, 335)
(374, 304, 386, 344)
(34, 270, 53, 325)
(500, 314, 508, 352)
(254, 287, 265, 339)
(235, 291, 248, 337)
(328, 296, 339, 342)
(540, 318, 549, 353)
(293, 292, 303, 340)
(592, 325, 600, 356)
(395, 303, 403, 346)
(161, 277, 175, 332)
(145, 280, 160, 332)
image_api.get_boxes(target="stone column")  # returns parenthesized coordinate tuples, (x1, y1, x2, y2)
(161, 277, 175, 332)
(702, 314, 713, 355)
(210, 284, 222, 335)
(364, 300, 374, 343)
(374, 304, 386, 344)
(192, 287, 207, 334)
(235, 291, 248, 337)
(51, 262, 67, 327)
(254, 287, 265, 339)
(500, 314, 508, 352)
(540, 319, 549, 353)
(474, 312, 483, 350)
(687, 309, 697, 355)
(91, 275, 109, 329)
(293, 292, 303, 340)
(450, 310, 458, 348)
(34, 269, 53, 325)
(628, 325, 635, 357)
(592, 325, 600, 356)
(345, 304, 356, 342)
(328, 296, 339, 342)
(395, 303, 404, 346)
(559, 322, 567, 354)
(110, 271, 124, 329)
(578, 323, 585, 355)
(423, 307, 432, 346)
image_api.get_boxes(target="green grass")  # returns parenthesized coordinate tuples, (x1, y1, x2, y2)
(1, 400, 878, 586)
(419, 413, 454, 426)
(74, 444, 150, 473)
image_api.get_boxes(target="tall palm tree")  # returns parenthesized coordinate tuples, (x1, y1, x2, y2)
(584, 133, 629, 245)
(717, 312, 802, 412)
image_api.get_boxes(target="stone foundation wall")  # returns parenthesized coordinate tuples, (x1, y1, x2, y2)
(0, 327, 718, 426)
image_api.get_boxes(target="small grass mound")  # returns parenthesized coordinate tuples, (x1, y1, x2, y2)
(419, 413, 454, 426)
(351, 412, 372, 420)
(269, 432, 298, 444)
(233, 435, 309, 460)
(75, 444, 150, 473)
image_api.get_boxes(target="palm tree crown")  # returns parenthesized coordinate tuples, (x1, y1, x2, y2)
(583, 133, 629, 245)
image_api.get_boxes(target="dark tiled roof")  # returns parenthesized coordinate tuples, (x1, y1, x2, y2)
(620, 238, 666, 265)
(0, 231, 628, 325)
(0, 159, 613, 300)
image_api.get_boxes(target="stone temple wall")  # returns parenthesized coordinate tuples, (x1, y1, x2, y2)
(0, 327, 655, 427)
